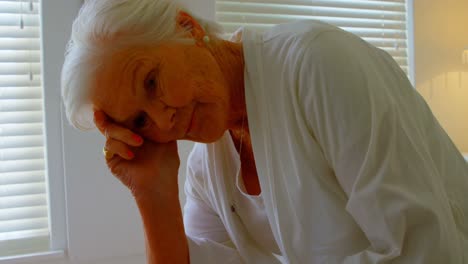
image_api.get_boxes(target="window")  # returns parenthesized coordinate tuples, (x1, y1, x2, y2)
(0, 0, 50, 257)
(216, 0, 411, 76)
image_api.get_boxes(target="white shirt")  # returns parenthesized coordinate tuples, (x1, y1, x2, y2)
(233, 155, 281, 255)
(183, 20, 468, 264)
(184, 132, 281, 255)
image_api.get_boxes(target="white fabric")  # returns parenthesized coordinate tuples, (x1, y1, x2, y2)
(184, 131, 280, 256)
(233, 157, 281, 255)
(183, 20, 468, 264)
(184, 132, 282, 264)
(216, 0, 410, 74)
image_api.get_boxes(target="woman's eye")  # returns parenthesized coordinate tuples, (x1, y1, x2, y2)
(144, 70, 157, 93)
(133, 112, 147, 129)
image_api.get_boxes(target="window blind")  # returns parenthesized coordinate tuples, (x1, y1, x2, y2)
(0, 0, 49, 257)
(216, 0, 410, 74)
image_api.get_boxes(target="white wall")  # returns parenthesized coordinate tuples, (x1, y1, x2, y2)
(35, 0, 213, 263)
(414, 0, 468, 153)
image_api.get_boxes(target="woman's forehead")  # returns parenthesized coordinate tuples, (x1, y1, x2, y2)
(96, 47, 153, 84)
(91, 79, 139, 124)
(91, 51, 145, 121)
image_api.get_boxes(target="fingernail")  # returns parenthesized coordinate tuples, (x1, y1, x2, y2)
(127, 150, 134, 159)
(94, 111, 103, 125)
(132, 134, 143, 144)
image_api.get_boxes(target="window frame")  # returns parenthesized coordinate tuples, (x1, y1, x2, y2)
(2, 0, 176, 262)
(0, 0, 81, 262)
(407, 0, 415, 86)
(39, 0, 72, 256)
(0, 0, 52, 258)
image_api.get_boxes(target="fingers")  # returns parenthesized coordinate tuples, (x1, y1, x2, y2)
(94, 110, 143, 147)
(105, 139, 135, 160)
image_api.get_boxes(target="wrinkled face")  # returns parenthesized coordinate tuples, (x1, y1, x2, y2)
(91, 42, 230, 143)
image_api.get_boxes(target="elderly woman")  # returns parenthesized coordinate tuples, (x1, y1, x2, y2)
(61, 0, 468, 263)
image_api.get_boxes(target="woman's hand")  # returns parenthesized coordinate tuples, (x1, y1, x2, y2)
(94, 110, 180, 199)
(94, 111, 188, 263)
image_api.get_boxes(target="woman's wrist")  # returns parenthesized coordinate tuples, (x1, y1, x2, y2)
(134, 184, 188, 264)
(130, 167, 180, 203)
(132, 183, 179, 204)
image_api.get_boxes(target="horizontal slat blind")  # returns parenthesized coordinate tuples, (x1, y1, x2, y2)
(0, 0, 49, 257)
(216, 0, 409, 74)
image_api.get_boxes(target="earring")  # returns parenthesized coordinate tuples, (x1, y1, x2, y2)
(203, 35, 210, 44)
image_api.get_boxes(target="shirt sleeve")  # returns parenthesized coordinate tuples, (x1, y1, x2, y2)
(297, 30, 460, 263)
(183, 146, 244, 264)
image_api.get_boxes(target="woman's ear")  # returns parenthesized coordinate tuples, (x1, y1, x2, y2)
(176, 11, 205, 40)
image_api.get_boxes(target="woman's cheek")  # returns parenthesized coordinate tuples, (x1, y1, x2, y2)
(161, 77, 194, 106)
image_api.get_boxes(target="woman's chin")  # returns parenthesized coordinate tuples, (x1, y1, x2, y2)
(184, 128, 226, 143)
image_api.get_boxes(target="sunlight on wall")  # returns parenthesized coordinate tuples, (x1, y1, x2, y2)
(414, 0, 468, 153)
(417, 71, 468, 152)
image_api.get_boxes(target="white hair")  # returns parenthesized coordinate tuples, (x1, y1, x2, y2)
(61, 0, 223, 130)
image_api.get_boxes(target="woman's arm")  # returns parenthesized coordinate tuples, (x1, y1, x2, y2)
(136, 191, 189, 264)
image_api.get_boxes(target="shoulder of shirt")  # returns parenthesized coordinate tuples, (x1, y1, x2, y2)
(261, 19, 344, 43)
(255, 20, 355, 71)
(259, 19, 373, 73)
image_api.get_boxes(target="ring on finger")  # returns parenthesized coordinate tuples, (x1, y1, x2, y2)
(102, 147, 114, 159)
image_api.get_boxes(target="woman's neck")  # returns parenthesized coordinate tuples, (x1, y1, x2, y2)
(209, 38, 247, 131)
(211, 37, 260, 195)
(229, 125, 261, 196)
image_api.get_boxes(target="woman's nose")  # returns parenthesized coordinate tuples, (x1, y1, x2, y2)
(152, 106, 176, 131)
